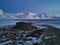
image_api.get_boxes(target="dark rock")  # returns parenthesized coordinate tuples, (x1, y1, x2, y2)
(26, 30, 44, 37)
(13, 22, 36, 30)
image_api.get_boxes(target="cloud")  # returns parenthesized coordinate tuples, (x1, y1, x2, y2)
(0, 9, 57, 19)
(0, 9, 4, 15)
(0, 9, 19, 19)
(16, 13, 24, 16)
(53, 13, 60, 17)
(26, 12, 40, 19)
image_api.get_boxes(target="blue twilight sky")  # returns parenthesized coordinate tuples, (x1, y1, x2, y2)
(0, 0, 60, 16)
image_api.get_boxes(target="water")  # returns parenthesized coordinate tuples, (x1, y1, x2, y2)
(0, 19, 60, 28)
(0, 19, 17, 27)
(0, 19, 60, 45)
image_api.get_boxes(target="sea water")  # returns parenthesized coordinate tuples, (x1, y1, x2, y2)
(0, 19, 60, 45)
(0, 19, 60, 28)
(0, 19, 17, 27)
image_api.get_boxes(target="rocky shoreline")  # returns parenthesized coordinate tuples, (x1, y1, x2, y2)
(0, 22, 60, 45)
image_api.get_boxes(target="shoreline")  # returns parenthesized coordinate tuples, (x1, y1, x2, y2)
(0, 21, 60, 45)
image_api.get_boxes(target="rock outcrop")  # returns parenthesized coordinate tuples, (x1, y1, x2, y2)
(12, 22, 37, 30)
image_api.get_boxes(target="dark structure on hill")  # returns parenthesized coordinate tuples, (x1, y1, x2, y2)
(13, 22, 37, 30)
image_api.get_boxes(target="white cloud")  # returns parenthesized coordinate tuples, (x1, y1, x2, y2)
(7, 15, 19, 19)
(16, 13, 24, 16)
(0, 9, 4, 15)
(0, 9, 58, 19)
(0, 9, 19, 19)
(26, 12, 40, 19)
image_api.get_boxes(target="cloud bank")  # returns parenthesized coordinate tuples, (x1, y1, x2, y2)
(0, 9, 56, 19)
(26, 12, 40, 19)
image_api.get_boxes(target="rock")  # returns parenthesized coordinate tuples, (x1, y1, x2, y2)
(13, 22, 37, 30)
(26, 30, 44, 37)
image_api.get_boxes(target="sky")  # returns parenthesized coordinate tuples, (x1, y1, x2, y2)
(0, 0, 60, 16)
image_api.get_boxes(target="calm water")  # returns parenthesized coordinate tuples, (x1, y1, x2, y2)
(0, 19, 60, 28)
(0, 19, 17, 27)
